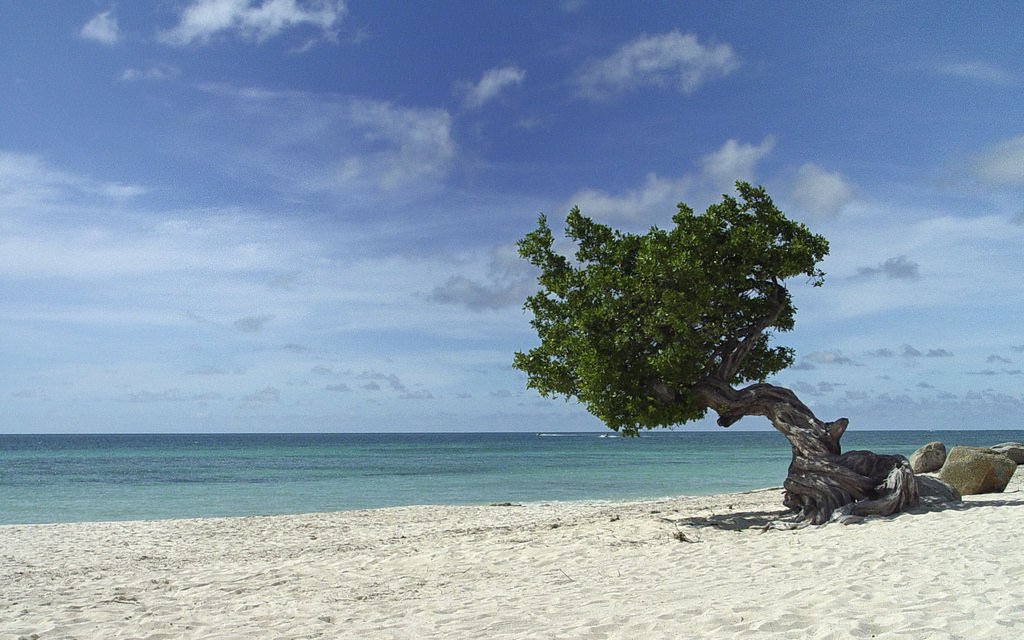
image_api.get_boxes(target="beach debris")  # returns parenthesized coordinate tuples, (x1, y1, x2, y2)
(990, 442, 1024, 464)
(910, 441, 947, 473)
(672, 529, 700, 543)
(655, 517, 703, 541)
(939, 446, 1018, 495)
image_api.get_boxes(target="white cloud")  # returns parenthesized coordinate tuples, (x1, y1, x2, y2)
(159, 0, 347, 46)
(801, 207, 1024, 329)
(567, 173, 693, 223)
(121, 64, 182, 83)
(339, 99, 456, 190)
(972, 135, 1024, 187)
(189, 85, 456, 192)
(0, 154, 319, 288)
(462, 65, 526, 109)
(933, 61, 1017, 86)
(80, 10, 120, 45)
(0, 220, 299, 280)
(562, 137, 775, 224)
(698, 136, 775, 189)
(0, 151, 146, 209)
(429, 244, 537, 311)
(558, 0, 586, 12)
(789, 163, 855, 218)
(576, 30, 740, 99)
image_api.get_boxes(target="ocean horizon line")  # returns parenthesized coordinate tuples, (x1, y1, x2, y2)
(2, 427, 1014, 436)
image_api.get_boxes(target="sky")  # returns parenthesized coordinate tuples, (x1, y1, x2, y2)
(1, 1, 1023, 434)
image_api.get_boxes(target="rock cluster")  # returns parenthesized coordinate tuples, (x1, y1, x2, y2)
(938, 446, 1017, 495)
(909, 441, 946, 473)
(990, 442, 1024, 464)
(908, 440, 1020, 496)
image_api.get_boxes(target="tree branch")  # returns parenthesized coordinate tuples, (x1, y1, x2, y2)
(713, 281, 788, 381)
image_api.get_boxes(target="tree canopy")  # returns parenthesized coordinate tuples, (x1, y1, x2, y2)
(514, 182, 829, 435)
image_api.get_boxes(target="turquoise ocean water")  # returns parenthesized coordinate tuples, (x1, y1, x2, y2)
(1, 430, 1020, 525)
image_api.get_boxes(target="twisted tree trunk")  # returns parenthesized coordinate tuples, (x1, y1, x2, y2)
(643, 280, 920, 524)
(693, 378, 918, 524)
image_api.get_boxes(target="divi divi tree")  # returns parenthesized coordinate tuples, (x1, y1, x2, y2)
(515, 182, 917, 524)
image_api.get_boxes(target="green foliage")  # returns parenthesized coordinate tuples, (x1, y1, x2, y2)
(514, 182, 829, 435)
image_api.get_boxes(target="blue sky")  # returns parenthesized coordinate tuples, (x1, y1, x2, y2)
(2, 1, 1023, 433)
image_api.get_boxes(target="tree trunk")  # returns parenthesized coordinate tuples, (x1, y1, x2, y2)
(694, 379, 918, 524)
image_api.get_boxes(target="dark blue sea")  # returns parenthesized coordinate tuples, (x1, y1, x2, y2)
(1, 430, 1020, 525)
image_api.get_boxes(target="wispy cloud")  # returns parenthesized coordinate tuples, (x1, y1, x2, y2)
(11, 388, 48, 400)
(0, 151, 146, 209)
(342, 98, 456, 189)
(193, 85, 457, 192)
(80, 10, 121, 45)
(186, 365, 230, 375)
(0, 206, 298, 281)
(462, 65, 526, 110)
(971, 135, 1024, 187)
(933, 61, 1017, 86)
(159, 0, 347, 46)
(121, 64, 181, 82)
(429, 244, 538, 311)
(126, 389, 222, 403)
(575, 30, 739, 99)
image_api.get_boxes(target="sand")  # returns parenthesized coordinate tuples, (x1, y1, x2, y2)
(3, 470, 1022, 639)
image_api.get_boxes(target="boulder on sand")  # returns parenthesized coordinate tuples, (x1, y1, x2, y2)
(938, 446, 1017, 495)
(990, 442, 1024, 464)
(916, 474, 961, 502)
(910, 441, 946, 473)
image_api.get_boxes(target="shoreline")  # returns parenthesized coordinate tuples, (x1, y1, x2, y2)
(3, 471, 1022, 639)
(0, 485, 789, 529)
(5, 430, 1020, 526)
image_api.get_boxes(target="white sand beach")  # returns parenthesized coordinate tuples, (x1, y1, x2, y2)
(3, 470, 1021, 640)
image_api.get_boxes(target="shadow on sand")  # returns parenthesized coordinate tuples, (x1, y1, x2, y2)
(660, 491, 1023, 532)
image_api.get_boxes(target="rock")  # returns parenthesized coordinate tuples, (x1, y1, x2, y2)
(938, 446, 1018, 495)
(990, 442, 1024, 464)
(916, 474, 961, 502)
(909, 441, 946, 473)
